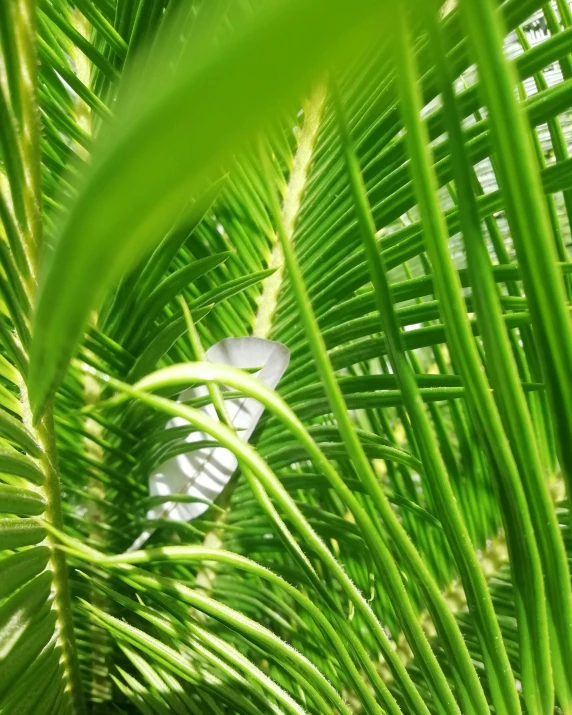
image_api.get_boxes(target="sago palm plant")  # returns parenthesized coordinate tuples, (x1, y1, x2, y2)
(2, 0, 572, 712)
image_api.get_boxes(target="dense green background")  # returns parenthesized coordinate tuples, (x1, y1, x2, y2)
(1, 0, 572, 713)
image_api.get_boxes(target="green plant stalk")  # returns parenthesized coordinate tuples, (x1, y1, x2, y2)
(343, 59, 529, 710)
(408, 255, 488, 550)
(10, 0, 42, 273)
(515, 25, 572, 296)
(390, 6, 550, 714)
(83, 362, 113, 709)
(555, 0, 572, 35)
(361, 380, 438, 576)
(338, 77, 510, 713)
(70, 11, 113, 706)
(459, 0, 572, 505)
(253, 86, 327, 339)
(457, 157, 556, 478)
(19, 383, 86, 715)
(429, 9, 572, 713)
(0, 89, 31, 268)
(335, 51, 517, 712)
